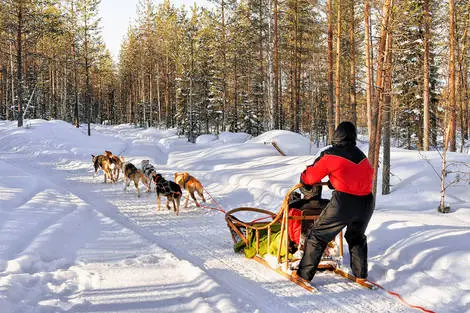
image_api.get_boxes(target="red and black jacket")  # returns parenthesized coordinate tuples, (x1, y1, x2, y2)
(300, 143, 373, 196)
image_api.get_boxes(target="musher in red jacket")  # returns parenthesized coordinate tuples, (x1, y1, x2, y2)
(296, 121, 375, 282)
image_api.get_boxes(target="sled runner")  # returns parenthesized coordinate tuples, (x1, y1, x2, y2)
(225, 183, 377, 292)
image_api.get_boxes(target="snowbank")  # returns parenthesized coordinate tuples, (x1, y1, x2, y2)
(196, 134, 218, 144)
(250, 130, 317, 156)
(218, 132, 251, 143)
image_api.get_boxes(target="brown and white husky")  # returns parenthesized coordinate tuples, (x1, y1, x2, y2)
(104, 150, 122, 182)
(91, 154, 113, 183)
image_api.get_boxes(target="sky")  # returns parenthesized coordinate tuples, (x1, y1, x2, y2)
(99, 0, 211, 62)
(0, 119, 469, 312)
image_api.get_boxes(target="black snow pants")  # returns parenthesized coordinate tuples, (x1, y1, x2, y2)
(297, 190, 374, 281)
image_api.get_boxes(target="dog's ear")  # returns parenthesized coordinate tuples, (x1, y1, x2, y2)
(120, 156, 125, 162)
(174, 172, 178, 180)
(183, 172, 189, 181)
(91, 154, 95, 158)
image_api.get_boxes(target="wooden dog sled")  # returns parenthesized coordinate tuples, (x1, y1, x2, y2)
(225, 183, 377, 292)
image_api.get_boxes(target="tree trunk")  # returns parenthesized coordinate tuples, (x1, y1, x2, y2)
(334, 0, 342, 128)
(465, 54, 469, 142)
(258, 0, 266, 131)
(71, 0, 79, 128)
(327, 0, 334, 142)
(63, 62, 68, 121)
(51, 67, 55, 119)
(149, 73, 153, 127)
(349, 0, 357, 126)
(141, 69, 145, 126)
(439, 124, 450, 213)
(73, 43, 79, 128)
(157, 64, 161, 125)
(274, 0, 280, 129)
(423, 0, 431, 151)
(165, 54, 170, 128)
(1, 66, 6, 119)
(9, 41, 15, 121)
(279, 65, 283, 129)
(221, 0, 228, 131)
(84, 11, 91, 136)
(17, 1, 24, 127)
(382, 34, 393, 195)
(294, 0, 301, 132)
(233, 56, 238, 132)
(439, 144, 448, 211)
(369, 0, 393, 195)
(289, 50, 294, 130)
(267, 0, 274, 130)
(456, 14, 468, 152)
(364, 0, 373, 137)
(448, 0, 456, 151)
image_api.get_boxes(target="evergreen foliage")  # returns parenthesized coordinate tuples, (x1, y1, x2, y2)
(0, 0, 468, 154)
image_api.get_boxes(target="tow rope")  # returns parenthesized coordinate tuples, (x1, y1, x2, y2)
(367, 281, 435, 313)
(197, 186, 225, 214)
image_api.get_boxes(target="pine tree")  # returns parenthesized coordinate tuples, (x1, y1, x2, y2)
(75, 0, 101, 135)
(1, 0, 62, 126)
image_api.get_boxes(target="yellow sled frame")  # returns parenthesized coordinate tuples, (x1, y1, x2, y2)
(225, 183, 376, 291)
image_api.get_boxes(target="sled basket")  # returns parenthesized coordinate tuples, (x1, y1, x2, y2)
(225, 183, 342, 271)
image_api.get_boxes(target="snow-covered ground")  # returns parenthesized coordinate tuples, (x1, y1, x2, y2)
(0, 119, 469, 313)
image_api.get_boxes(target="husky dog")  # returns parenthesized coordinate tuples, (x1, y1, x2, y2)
(104, 150, 122, 182)
(174, 172, 206, 208)
(141, 160, 158, 191)
(120, 157, 149, 197)
(154, 174, 182, 215)
(91, 154, 113, 183)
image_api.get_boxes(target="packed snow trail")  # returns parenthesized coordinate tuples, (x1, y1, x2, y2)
(1, 150, 413, 313)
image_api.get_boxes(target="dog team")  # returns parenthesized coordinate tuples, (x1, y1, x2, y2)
(91, 150, 206, 216)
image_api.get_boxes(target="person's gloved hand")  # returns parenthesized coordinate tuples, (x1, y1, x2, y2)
(299, 183, 314, 199)
(288, 191, 302, 205)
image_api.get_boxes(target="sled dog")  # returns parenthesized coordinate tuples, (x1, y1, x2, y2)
(91, 154, 113, 183)
(154, 174, 182, 215)
(141, 160, 158, 191)
(120, 157, 149, 197)
(174, 172, 206, 208)
(104, 150, 122, 182)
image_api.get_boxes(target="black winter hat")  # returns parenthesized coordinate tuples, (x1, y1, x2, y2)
(332, 121, 357, 145)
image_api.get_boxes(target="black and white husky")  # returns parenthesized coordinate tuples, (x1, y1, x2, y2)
(141, 160, 158, 190)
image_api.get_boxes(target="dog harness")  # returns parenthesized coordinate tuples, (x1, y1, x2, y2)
(157, 177, 181, 196)
(182, 174, 191, 189)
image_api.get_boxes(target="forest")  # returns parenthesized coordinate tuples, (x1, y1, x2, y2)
(0, 0, 469, 188)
